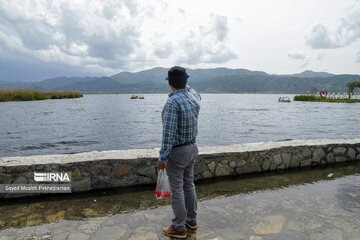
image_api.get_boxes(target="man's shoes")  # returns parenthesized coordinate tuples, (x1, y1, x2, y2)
(185, 221, 198, 230)
(162, 225, 187, 238)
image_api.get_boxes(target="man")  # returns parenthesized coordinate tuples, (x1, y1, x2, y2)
(158, 66, 201, 238)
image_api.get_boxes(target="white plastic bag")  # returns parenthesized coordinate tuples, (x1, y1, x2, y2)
(156, 169, 171, 199)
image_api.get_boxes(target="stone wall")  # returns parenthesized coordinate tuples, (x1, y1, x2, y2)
(1, 139, 360, 199)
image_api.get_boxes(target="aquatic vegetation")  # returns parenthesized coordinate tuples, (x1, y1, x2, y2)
(293, 95, 360, 103)
(0, 89, 83, 102)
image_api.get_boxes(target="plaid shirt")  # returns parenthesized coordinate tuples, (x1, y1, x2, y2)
(159, 85, 201, 162)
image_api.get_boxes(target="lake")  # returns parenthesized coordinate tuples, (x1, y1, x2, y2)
(0, 93, 359, 157)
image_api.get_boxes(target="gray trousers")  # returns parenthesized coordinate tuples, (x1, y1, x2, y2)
(166, 143, 198, 231)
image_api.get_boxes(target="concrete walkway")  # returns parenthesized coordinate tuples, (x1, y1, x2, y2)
(0, 164, 359, 240)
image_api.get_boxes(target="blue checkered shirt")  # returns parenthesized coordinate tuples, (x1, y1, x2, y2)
(159, 85, 201, 162)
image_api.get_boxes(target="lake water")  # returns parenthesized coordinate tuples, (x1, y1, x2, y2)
(0, 94, 359, 157)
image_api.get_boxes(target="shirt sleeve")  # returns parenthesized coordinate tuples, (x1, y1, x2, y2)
(159, 100, 178, 162)
(186, 84, 201, 101)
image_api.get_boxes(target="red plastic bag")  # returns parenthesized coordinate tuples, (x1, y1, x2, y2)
(156, 169, 171, 199)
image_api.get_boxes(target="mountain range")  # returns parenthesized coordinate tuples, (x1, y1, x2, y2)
(0, 67, 359, 94)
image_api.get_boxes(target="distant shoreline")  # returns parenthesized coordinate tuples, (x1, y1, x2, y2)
(0, 89, 83, 102)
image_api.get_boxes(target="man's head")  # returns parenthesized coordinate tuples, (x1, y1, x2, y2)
(166, 66, 189, 90)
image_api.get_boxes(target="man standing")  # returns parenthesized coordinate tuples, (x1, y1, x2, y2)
(158, 66, 201, 238)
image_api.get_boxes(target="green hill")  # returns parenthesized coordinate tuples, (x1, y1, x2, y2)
(0, 67, 358, 94)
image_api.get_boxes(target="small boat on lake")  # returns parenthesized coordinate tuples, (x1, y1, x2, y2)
(131, 95, 138, 99)
(278, 96, 291, 102)
(139, 96, 144, 99)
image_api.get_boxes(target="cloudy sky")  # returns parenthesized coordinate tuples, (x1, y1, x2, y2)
(0, 0, 359, 82)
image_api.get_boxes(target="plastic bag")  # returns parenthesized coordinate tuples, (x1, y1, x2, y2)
(156, 169, 171, 199)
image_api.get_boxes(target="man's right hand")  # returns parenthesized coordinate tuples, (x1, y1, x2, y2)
(158, 160, 167, 169)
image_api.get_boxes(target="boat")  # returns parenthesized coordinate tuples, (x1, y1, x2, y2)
(278, 96, 291, 102)
(131, 95, 138, 99)
(139, 95, 144, 99)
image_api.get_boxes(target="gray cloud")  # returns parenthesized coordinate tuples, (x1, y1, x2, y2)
(306, 8, 360, 49)
(212, 15, 229, 42)
(176, 15, 237, 64)
(288, 52, 306, 60)
(357, 51, 360, 62)
(0, 0, 155, 75)
(301, 62, 309, 68)
(0, 1, 237, 80)
(154, 42, 173, 59)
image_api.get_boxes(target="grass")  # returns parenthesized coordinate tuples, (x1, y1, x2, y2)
(294, 94, 360, 103)
(0, 89, 83, 102)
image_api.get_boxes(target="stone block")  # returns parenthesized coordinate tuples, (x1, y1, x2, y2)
(357, 154, 360, 160)
(281, 153, 291, 168)
(236, 159, 247, 167)
(221, 159, 229, 165)
(270, 163, 277, 171)
(225, 152, 239, 161)
(145, 159, 153, 166)
(301, 148, 312, 158)
(236, 162, 262, 175)
(114, 165, 132, 176)
(71, 171, 80, 179)
(312, 148, 324, 163)
(335, 156, 347, 163)
(229, 160, 236, 168)
(93, 165, 112, 177)
(327, 153, 335, 163)
(348, 148, 356, 160)
(300, 159, 311, 167)
(195, 161, 208, 175)
(202, 171, 212, 178)
(72, 178, 91, 192)
(273, 154, 282, 166)
(261, 157, 271, 171)
(135, 165, 156, 179)
(0, 173, 14, 184)
(290, 155, 301, 168)
(215, 162, 233, 176)
(334, 147, 347, 156)
(239, 152, 249, 158)
(208, 161, 216, 173)
(5, 166, 30, 174)
(259, 151, 267, 156)
(13, 176, 27, 184)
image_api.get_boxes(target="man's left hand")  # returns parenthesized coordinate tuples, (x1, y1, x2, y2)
(158, 160, 167, 169)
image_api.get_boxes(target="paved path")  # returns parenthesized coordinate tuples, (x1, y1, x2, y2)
(0, 165, 359, 240)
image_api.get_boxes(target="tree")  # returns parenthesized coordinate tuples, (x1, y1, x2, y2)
(347, 81, 360, 99)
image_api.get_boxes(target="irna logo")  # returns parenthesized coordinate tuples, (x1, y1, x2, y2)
(34, 172, 71, 182)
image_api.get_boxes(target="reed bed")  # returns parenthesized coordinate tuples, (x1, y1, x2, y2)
(0, 89, 83, 102)
(294, 94, 360, 103)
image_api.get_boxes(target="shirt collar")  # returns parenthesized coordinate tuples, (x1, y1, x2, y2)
(168, 88, 187, 97)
